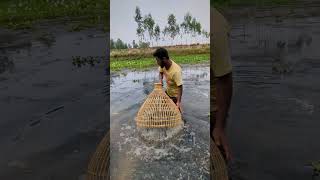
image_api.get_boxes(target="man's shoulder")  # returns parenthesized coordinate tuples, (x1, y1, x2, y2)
(171, 60, 181, 71)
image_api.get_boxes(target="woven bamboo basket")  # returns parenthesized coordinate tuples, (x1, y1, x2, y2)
(86, 131, 110, 180)
(136, 83, 182, 128)
(210, 137, 229, 180)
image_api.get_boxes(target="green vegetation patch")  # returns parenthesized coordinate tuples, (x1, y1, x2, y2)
(111, 54, 209, 71)
(111, 44, 210, 60)
(0, 0, 108, 30)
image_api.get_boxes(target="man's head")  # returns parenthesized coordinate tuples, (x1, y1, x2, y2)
(153, 47, 169, 68)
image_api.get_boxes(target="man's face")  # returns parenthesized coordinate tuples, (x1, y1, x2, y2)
(156, 57, 165, 68)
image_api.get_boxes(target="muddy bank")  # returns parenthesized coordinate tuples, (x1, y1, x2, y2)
(227, 13, 320, 180)
(0, 23, 108, 179)
(110, 65, 210, 179)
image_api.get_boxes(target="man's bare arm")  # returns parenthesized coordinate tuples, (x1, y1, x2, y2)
(213, 72, 233, 161)
(215, 72, 233, 129)
(177, 85, 183, 103)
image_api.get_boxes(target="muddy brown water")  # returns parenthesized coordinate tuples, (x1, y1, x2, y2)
(110, 65, 210, 179)
(228, 16, 320, 180)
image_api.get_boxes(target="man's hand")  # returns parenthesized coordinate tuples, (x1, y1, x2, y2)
(212, 127, 232, 162)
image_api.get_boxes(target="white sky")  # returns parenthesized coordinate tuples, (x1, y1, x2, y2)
(110, 0, 210, 46)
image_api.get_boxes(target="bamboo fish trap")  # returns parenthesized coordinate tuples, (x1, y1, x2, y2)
(136, 83, 182, 128)
(210, 137, 229, 180)
(86, 131, 109, 180)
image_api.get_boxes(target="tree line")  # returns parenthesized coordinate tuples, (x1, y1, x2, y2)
(110, 39, 150, 49)
(135, 6, 209, 46)
(111, 6, 209, 49)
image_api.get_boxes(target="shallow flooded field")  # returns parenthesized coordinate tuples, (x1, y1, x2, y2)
(110, 65, 210, 179)
(0, 24, 108, 180)
(228, 16, 320, 180)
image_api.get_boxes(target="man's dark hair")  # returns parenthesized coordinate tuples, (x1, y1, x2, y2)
(153, 47, 169, 60)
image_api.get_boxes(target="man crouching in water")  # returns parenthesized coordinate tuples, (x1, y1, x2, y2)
(153, 47, 183, 112)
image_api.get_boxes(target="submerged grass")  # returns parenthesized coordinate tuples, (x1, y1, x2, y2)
(111, 54, 209, 71)
(0, 0, 108, 30)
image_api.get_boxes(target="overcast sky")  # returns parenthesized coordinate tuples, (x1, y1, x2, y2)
(110, 0, 209, 46)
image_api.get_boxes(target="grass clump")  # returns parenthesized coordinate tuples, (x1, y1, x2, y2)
(0, 0, 109, 30)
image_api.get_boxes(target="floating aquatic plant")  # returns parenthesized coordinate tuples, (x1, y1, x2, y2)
(72, 56, 104, 67)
